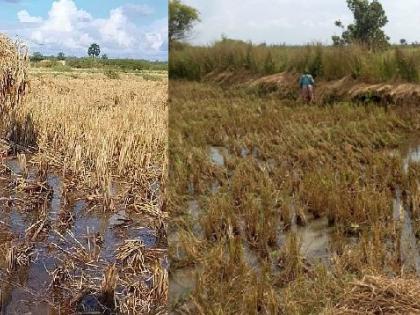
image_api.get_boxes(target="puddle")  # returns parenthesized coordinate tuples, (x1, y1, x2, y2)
(47, 174, 62, 225)
(393, 135, 420, 274)
(296, 217, 331, 263)
(3, 158, 22, 175)
(186, 199, 200, 222)
(401, 136, 420, 173)
(240, 146, 250, 158)
(393, 188, 420, 275)
(169, 267, 196, 304)
(210, 180, 221, 194)
(185, 199, 205, 238)
(9, 209, 26, 236)
(209, 146, 228, 167)
(242, 240, 260, 269)
(277, 215, 332, 264)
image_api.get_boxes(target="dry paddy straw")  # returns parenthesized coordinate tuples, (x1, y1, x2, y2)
(21, 72, 168, 193)
(0, 34, 29, 136)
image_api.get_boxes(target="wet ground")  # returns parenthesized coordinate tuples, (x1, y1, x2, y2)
(169, 137, 420, 306)
(0, 154, 166, 314)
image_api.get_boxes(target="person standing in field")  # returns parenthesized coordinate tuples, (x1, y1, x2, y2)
(299, 71, 315, 103)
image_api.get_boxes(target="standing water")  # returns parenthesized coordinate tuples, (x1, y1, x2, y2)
(394, 136, 420, 275)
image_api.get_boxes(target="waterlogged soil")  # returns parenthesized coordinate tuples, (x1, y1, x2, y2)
(170, 136, 420, 305)
(393, 136, 420, 275)
(0, 155, 166, 314)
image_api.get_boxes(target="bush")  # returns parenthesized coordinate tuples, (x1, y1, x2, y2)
(104, 69, 120, 79)
(395, 49, 419, 82)
(66, 58, 168, 71)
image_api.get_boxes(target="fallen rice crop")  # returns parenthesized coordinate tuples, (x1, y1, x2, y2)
(168, 80, 420, 314)
(0, 33, 168, 314)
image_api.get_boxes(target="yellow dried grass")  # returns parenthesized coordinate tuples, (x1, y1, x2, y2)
(0, 33, 29, 119)
(335, 275, 420, 314)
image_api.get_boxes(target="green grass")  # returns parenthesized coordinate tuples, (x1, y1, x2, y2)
(31, 57, 168, 72)
(170, 39, 420, 83)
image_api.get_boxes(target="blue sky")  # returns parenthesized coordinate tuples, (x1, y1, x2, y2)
(184, 0, 420, 46)
(0, 0, 168, 60)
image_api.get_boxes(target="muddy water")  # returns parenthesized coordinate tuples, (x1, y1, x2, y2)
(402, 136, 420, 173)
(393, 135, 420, 275)
(209, 146, 228, 167)
(0, 157, 161, 313)
(295, 217, 332, 264)
(168, 199, 202, 305)
(169, 267, 196, 304)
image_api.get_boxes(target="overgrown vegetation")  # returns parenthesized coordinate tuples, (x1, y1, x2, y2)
(31, 56, 168, 72)
(170, 40, 420, 83)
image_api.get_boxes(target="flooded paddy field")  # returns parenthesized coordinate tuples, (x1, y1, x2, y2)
(169, 81, 420, 314)
(0, 71, 168, 314)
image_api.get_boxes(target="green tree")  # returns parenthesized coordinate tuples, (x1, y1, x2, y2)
(31, 52, 44, 62)
(333, 0, 389, 49)
(169, 0, 200, 42)
(400, 39, 407, 45)
(88, 43, 101, 58)
(57, 52, 65, 60)
(101, 54, 109, 60)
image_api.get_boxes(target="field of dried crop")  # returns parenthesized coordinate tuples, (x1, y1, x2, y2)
(169, 81, 420, 314)
(0, 61, 168, 313)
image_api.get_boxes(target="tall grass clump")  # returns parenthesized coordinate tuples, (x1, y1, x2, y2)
(0, 33, 29, 136)
(170, 39, 420, 83)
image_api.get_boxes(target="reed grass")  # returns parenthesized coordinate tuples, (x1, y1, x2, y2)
(170, 40, 420, 83)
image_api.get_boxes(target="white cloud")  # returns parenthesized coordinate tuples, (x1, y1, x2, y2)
(17, 10, 43, 23)
(95, 8, 135, 48)
(17, 0, 167, 59)
(184, 0, 420, 45)
(121, 4, 154, 17)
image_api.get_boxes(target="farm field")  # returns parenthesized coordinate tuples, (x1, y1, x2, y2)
(168, 80, 420, 314)
(0, 41, 168, 313)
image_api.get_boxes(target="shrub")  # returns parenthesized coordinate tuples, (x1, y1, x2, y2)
(104, 69, 120, 79)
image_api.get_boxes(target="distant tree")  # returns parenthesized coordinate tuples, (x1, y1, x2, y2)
(88, 43, 101, 58)
(332, 0, 389, 49)
(101, 54, 109, 60)
(57, 52, 65, 60)
(31, 52, 44, 62)
(400, 39, 407, 45)
(332, 35, 346, 46)
(169, 0, 200, 42)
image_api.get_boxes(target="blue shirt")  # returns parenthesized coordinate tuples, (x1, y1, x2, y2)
(299, 74, 314, 88)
